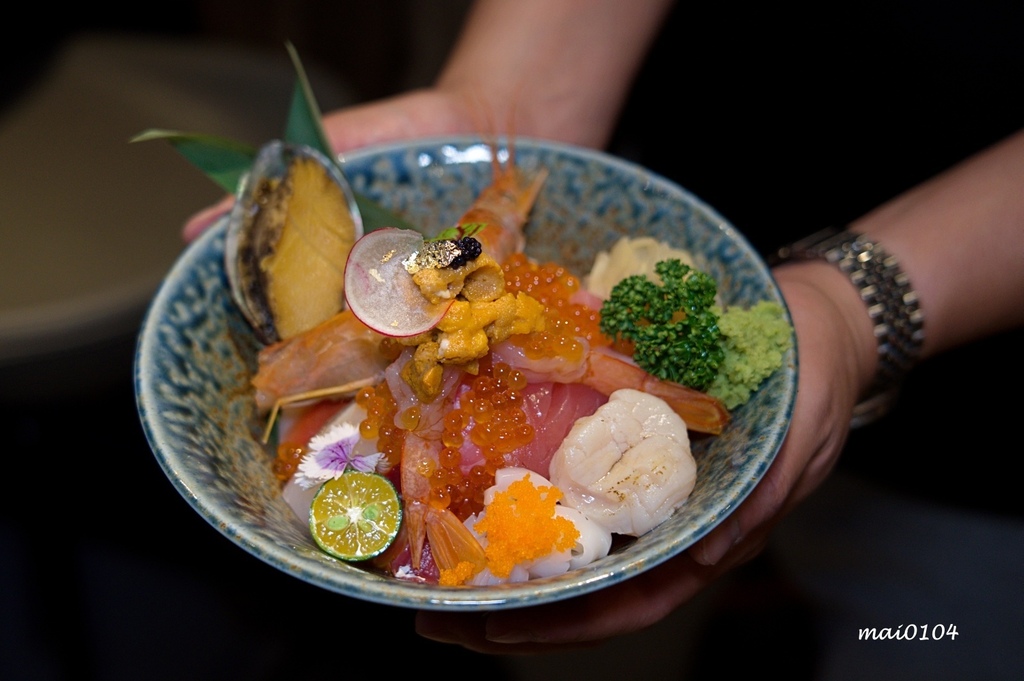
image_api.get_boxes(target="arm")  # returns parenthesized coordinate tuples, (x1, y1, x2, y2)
(184, 0, 675, 239)
(316, 0, 674, 151)
(853, 128, 1024, 358)
(435, 0, 676, 147)
(776, 127, 1024, 409)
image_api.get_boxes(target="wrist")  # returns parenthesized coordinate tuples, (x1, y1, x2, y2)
(771, 228, 926, 427)
(773, 261, 879, 405)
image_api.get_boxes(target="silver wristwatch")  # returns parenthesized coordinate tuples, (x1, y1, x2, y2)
(771, 227, 925, 427)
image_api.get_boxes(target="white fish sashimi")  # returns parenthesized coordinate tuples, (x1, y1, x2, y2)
(548, 388, 696, 536)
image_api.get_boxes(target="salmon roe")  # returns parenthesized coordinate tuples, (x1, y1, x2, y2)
(351, 364, 533, 520)
(434, 362, 533, 520)
(272, 443, 305, 482)
(355, 382, 406, 469)
(501, 253, 610, 360)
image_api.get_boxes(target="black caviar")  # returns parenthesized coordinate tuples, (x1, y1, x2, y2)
(448, 236, 482, 269)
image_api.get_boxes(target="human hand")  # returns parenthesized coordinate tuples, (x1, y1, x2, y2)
(413, 261, 871, 654)
(181, 88, 485, 242)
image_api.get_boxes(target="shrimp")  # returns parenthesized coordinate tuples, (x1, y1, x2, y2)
(581, 347, 730, 435)
(400, 433, 488, 573)
(489, 339, 731, 435)
(251, 309, 392, 415)
(392, 146, 548, 574)
(457, 143, 548, 264)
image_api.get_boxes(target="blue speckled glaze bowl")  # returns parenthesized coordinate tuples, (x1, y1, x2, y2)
(135, 136, 797, 611)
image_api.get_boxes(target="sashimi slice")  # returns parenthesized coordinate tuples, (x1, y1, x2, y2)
(509, 382, 608, 476)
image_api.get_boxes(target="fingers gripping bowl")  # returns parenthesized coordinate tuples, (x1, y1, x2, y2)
(135, 136, 797, 610)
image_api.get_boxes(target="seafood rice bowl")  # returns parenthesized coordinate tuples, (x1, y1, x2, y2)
(135, 135, 797, 610)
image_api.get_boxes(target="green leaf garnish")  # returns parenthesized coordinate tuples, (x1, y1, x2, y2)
(280, 42, 415, 233)
(129, 129, 256, 194)
(130, 42, 416, 233)
(283, 42, 334, 159)
(432, 223, 487, 241)
(355, 196, 416, 233)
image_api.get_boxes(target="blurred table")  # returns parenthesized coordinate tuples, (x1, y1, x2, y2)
(0, 33, 354, 400)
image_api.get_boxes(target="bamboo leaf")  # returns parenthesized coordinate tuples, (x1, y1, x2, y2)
(282, 42, 417, 232)
(132, 46, 418, 232)
(284, 41, 333, 157)
(355, 194, 418, 233)
(131, 129, 256, 193)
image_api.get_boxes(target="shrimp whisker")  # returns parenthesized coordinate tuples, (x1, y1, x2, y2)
(261, 377, 379, 444)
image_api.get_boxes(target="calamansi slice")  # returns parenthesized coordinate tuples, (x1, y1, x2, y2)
(310, 472, 402, 561)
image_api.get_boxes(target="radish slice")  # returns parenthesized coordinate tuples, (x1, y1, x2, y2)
(344, 227, 453, 337)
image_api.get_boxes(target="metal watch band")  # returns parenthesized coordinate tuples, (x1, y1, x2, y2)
(771, 227, 925, 427)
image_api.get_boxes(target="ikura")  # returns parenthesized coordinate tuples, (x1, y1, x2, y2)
(502, 253, 609, 349)
(437, 362, 533, 518)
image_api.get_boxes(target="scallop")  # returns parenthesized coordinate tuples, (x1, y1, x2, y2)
(225, 140, 363, 344)
(548, 388, 696, 536)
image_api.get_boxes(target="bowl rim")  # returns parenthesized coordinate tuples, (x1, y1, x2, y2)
(135, 135, 797, 610)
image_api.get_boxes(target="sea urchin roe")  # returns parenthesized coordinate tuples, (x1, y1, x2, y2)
(433, 291, 545, 364)
(391, 283, 544, 404)
(412, 253, 505, 305)
(472, 476, 579, 579)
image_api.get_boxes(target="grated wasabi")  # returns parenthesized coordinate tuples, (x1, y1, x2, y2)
(708, 301, 793, 409)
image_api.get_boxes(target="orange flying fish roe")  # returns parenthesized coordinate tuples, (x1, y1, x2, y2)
(473, 476, 579, 579)
(438, 560, 479, 587)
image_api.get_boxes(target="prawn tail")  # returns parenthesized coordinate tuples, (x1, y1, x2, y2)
(642, 380, 731, 436)
(397, 429, 487, 578)
(580, 348, 731, 435)
(401, 500, 488, 580)
(399, 434, 437, 568)
(424, 506, 487, 575)
(404, 500, 428, 569)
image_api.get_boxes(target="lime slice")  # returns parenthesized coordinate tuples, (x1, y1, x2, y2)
(309, 472, 402, 561)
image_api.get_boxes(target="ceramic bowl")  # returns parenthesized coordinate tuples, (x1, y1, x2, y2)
(135, 136, 796, 610)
